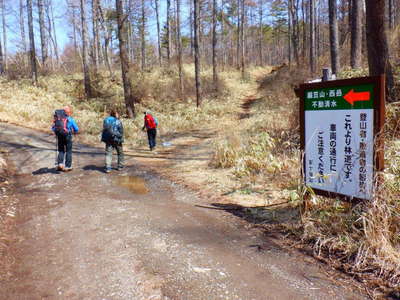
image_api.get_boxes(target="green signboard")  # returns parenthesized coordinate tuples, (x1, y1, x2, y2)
(297, 76, 385, 201)
(304, 84, 374, 111)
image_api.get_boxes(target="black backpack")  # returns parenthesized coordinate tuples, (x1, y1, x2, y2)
(53, 109, 69, 136)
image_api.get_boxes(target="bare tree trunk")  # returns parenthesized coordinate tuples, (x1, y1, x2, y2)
(38, 0, 48, 66)
(0, 33, 4, 75)
(288, 0, 292, 66)
(98, 3, 113, 77)
(19, 0, 28, 69)
(350, 0, 362, 69)
(388, 0, 394, 29)
(365, 0, 394, 102)
(221, 0, 226, 68)
(193, 0, 201, 107)
(48, 0, 59, 65)
(166, 0, 171, 64)
(316, 1, 320, 58)
(127, 1, 133, 61)
(1, 0, 6, 70)
(27, 0, 38, 83)
(154, 0, 162, 66)
(92, 0, 99, 71)
(240, 0, 245, 78)
(289, 0, 300, 65)
(72, 5, 79, 58)
(45, 0, 56, 69)
(140, 0, 146, 71)
(198, 1, 204, 63)
(176, 0, 184, 96)
(309, 0, 316, 73)
(328, 0, 340, 75)
(19, 0, 27, 54)
(116, 0, 136, 118)
(127, 19, 132, 61)
(212, 0, 217, 87)
(258, 0, 263, 66)
(80, 0, 92, 98)
(236, 0, 240, 69)
(124, 0, 132, 62)
(189, 0, 193, 58)
(302, 0, 306, 62)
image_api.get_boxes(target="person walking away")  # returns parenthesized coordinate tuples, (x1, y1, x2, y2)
(101, 109, 124, 173)
(142, 111, 158, 151)
(52, 106, 79, 172)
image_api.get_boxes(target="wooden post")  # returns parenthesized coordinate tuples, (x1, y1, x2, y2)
(322, 68, 331, 81)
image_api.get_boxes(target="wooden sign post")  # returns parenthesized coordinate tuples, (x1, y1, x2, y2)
(297, 75, 385, 201)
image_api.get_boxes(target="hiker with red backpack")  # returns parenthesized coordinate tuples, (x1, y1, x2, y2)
(142, 111, 158, 151)
(101, 109, 124, 173)
(52, 106, 79, 172)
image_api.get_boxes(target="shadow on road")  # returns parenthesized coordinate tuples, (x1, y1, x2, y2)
(201, 203, 301, 226)
(32, 167, 60, 175)
(195, 203, 292, 252)
(83, 165, 107, 173)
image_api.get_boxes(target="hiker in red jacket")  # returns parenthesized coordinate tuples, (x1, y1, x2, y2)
(52, 106, 79, 172)
(142, 111, 158, 151)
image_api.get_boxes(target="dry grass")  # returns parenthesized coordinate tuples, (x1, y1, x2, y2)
(0, 150, 17, 282)
(210, 65, 400, 294)
(294, 68, 400, 293)
(0, 64, 252, 146)
(211, 64, 303, 201)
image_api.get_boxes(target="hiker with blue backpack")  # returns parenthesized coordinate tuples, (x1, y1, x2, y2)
(142, 111, 158, 151)
(52, 106, 79, 172)
(101, 109, 124, 173)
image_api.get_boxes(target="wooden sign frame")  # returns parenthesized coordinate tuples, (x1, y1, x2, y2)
(297, 75, 385, 201)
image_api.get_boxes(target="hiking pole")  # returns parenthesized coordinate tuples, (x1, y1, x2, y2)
(74, 132, 80, 169)
(55, 134, 58, 167)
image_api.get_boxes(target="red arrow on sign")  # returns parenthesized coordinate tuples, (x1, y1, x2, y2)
(343, 89, 371, 105)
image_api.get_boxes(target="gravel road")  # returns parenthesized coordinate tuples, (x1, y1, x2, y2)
(0, 123, 366, 300)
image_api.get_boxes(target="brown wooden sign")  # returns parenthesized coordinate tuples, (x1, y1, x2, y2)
(296, 75, 385, 201)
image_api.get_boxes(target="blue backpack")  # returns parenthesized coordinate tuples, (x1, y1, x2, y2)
(102, 117, 120, 144)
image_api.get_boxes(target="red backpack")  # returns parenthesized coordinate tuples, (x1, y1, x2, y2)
(53, 109, 69, 136)
(145, 114, 157, 129)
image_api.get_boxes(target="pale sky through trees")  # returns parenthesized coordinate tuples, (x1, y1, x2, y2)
(3, 0, 199, 55)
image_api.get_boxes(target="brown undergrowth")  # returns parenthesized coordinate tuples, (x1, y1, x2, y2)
(299, 69, 400, 296)
(0, 149, 18, 283)
(294, 70, 400, 296)
(210, 65, 400, 297)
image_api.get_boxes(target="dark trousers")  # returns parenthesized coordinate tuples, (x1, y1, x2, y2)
(57, 134, 73, 168)
(147, 128, 157, 149)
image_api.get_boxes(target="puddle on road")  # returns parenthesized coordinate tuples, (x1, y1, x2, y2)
(115, 176, 149, 195)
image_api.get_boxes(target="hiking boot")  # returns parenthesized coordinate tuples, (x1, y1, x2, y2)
(105, 168, 111, 173)
(117, 166, 124, 171)
(56, 164, 64, 171)
(64, 167, 73, 172)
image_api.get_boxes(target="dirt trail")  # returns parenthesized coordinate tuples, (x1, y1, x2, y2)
(239, 95, 259, 120)
(0, 122, 367, 300)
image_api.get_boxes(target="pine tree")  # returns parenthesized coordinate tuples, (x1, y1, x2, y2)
(365, 0, 394, 102)
(27, 0, 38, 83)
(328, 0, 340, 74)
(80, 0, 92, 98)
(116, 0, 136, 117)
(350, 0, 362, 69)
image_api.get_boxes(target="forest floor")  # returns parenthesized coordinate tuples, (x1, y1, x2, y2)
(128, 68, 288, 209)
